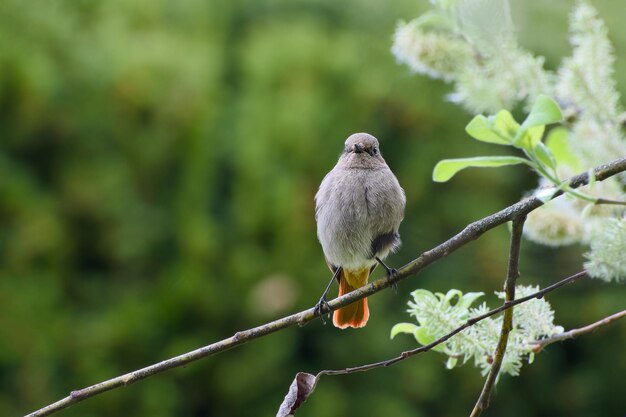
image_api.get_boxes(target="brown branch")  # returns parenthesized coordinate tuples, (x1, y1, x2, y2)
(312, 270, 587, 381)
(23, 157, 626, 417)
(470, 215, 526, 417)
(531, 309, 626, 352)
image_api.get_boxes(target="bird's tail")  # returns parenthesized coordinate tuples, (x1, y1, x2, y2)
(332, 268, 370, 329)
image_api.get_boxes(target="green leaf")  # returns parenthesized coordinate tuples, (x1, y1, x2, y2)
(527, 125, 545, 148)
(465, 112, 517, 145)
(465, 115, 509, 145)
(545, 127, 580, 169)
(458, 292, 484, 309)
(493, 110, 520, 140)
(514, 124, 544, 150)
(433, 156, 530, 182)
(534, 141, 556, 170)
(520, 95, 563, 130)
(414, 327, 446, 352)
(443, 289, 463, 306)
(390, 322, 419, 339)
(410, 289, 438, 304)
(414, 326, 436, 345)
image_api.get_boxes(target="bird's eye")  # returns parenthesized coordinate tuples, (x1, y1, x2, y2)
(373, 147, 378, 155)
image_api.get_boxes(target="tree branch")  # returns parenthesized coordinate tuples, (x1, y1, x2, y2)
(312, 270, 586, 380)
(531, 309, 626, 352)
(288, 270, 622, 416)
(24, 157, 626, 417)
(470, 215, 526, 417)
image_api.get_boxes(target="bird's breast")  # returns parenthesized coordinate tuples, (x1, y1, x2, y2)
(316, 167, 401, 269)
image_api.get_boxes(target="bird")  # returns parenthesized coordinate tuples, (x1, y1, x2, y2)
(315, 132, 406, 329)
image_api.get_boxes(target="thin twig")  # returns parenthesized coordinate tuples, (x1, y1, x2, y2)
(24, 157, 626, 417)
(314, 270, 587, 379)
(531, 309, 626, 352)
(595, 198, 626, 206)
(470, 216, 526, 417)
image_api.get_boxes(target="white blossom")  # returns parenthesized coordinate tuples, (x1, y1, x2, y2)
(393, 286, 563, 377)
(556, 1, 622, 124)
(392, 22, 473, 82)
(584, 217, 626, 282)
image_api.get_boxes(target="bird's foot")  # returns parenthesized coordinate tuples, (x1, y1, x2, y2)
(314, 296, 331, 324)
(376, 257, 398, 293)
(387, 269, 398, 293)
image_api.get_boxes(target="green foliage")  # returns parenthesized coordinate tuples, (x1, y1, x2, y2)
(395, 0, 626, 408)
(433, 91, 626, 226)
(432, 156, 529, 182)
(465, 111, 518, 145)
(1, 0, 625, 416)
(391, 287, 564, 377)
(397, 0, 626, 253)
(519, 95, 563, 133)
(433, 95, 565, 187)
(544, 128, 579, 171)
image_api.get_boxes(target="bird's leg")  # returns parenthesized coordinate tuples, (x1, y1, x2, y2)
(314, 266, 342, 323)
(376, 257, 398, 292)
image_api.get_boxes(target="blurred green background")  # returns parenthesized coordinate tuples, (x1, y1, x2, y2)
(1, 0, 624, 416)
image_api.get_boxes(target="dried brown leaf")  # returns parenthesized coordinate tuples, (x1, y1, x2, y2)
(276, 372, 317, 417)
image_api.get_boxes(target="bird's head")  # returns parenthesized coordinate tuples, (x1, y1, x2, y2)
(340, 133, 385, 168)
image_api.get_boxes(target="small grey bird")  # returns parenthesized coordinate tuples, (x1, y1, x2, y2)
(315, 133, 406, 329)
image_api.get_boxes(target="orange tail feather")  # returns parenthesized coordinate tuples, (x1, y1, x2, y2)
(332, 269, 370, 329)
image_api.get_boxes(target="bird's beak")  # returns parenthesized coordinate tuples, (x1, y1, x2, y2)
(353, 143, 364, 153)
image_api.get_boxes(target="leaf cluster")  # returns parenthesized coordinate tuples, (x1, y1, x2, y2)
(391, 286, 564, 377)
(433, 95, 562, 187)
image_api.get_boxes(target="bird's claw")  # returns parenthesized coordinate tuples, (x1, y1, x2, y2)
(387, 268, 398, 293)
(376, 256, 399, 293)
(314, 296, 331, 324)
